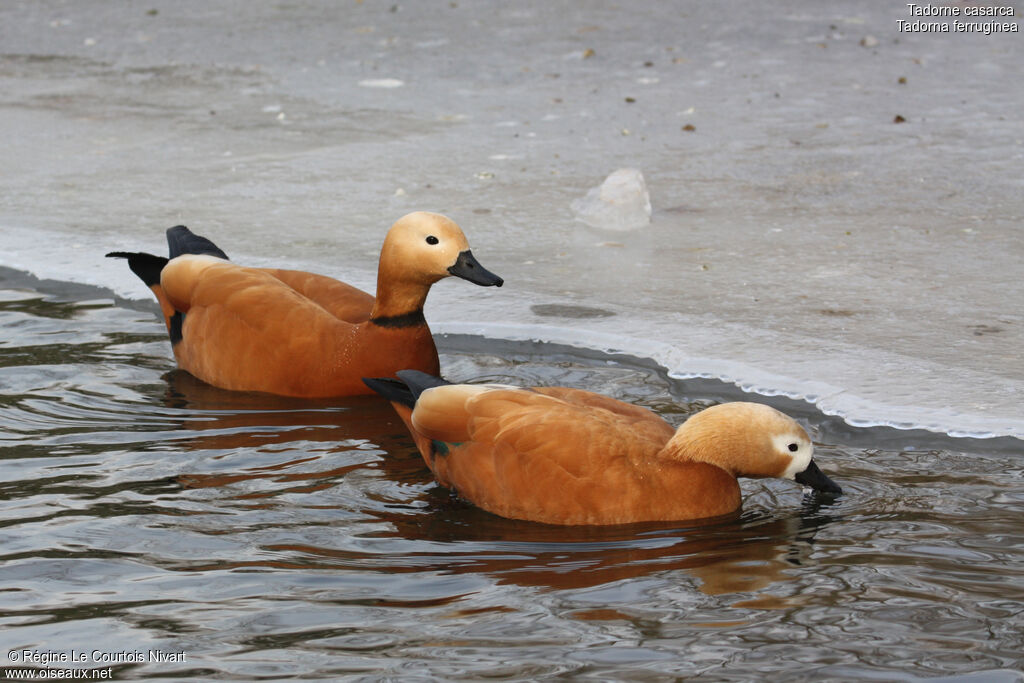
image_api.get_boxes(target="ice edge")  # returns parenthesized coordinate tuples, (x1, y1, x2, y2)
(435, 321, 1024, 441)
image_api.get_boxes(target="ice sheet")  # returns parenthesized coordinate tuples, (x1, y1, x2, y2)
(1, 1, 1021, 438)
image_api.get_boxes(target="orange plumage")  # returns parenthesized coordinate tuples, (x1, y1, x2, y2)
(365, 371, 842, 526)
(108, 212, 502, 397)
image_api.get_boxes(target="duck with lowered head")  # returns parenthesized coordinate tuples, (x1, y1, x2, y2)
(364, 370, 842, 526)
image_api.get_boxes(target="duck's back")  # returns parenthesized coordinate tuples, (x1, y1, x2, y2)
(262, 268, 375, 323)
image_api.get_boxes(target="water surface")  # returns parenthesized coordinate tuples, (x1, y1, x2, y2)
(0, 280, 1022, 681)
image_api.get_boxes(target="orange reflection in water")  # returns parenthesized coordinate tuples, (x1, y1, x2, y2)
(161, 369, 841, 601)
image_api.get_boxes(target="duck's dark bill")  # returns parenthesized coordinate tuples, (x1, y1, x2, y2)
(795, 460, 843, 494)
(448, 250, 504, 287)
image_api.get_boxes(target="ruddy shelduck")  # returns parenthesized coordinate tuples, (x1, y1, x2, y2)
(364, 370, 842, 525)
(108, 212, 503, 397)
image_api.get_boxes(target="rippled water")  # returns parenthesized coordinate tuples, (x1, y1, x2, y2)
(1, 276, 1022, 681)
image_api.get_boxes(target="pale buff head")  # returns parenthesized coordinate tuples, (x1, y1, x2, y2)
(377, 212, 503, 287)
(667, 402, 840, 493)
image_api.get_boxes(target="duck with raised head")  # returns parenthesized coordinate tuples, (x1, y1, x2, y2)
(108, 212, 503, 397)
(364, 370, 842, 525)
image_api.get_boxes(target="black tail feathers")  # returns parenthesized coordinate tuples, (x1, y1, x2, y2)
(105, 251, 168, 287)
(166, 225, 229, 260)
(363, 370, 452, 408)
(108, 225, 227, 287)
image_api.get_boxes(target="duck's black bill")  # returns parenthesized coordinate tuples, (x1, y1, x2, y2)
(795, 460, 843, 495)
(448, 250, 504, 287)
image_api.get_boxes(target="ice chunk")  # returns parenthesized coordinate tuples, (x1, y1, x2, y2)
(358, 78, 405, 88)
(571, 168, 652, 231)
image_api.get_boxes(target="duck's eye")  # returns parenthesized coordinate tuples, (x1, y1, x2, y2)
(425, 235, 439, 245)
(788, 443, 799, 452)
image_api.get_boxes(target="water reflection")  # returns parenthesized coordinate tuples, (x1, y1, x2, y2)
(156, 368, 844, 597)
(270, 502, 842, 597)
(3, 283, 1022, 680)
(161, 369, 401, 451)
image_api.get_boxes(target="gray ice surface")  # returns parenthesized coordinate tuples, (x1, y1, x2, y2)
(1, 1, 1021, 438)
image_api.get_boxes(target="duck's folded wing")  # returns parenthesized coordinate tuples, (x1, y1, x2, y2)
(417, 387, 673, 523)
(533, 386, 676, 442)
(468, 389, 671, 475)
(261, 268, 375, 323)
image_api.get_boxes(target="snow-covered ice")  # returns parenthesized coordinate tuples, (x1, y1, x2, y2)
(0, 0, 1021, 439)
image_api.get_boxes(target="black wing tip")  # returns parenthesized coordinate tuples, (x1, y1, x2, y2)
(364, 371, 452, 407)
(168, 311, 184, 346)
(395, 370, 452, 399)
(363, 376, 416, 409)
(166, 225, 229, 260)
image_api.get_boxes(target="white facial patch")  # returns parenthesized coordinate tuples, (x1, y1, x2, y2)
(774, 433, 814, 480)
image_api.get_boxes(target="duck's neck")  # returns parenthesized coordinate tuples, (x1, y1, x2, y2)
(370, 275, 433, 326)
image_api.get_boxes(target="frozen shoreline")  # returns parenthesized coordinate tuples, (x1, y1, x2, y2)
(3, 249, 1022, 442)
